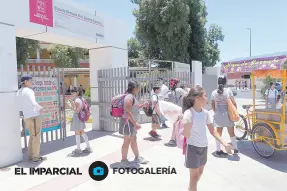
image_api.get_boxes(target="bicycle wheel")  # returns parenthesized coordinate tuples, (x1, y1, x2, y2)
(251, 123, 276, 158)
(234, 114, 248, 140)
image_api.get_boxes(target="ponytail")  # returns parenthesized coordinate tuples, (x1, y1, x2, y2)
(217, 84, 224, 94)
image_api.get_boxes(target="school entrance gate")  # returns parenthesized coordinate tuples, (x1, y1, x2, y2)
(19, 65, 66, 149)
(95, 66, 194, 131)
(0, 0, 127, 168)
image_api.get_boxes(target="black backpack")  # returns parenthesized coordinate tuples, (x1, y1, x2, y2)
(143, 94, 158, 117)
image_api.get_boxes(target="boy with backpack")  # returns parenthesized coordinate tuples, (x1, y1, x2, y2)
(149, 84, 163, 138)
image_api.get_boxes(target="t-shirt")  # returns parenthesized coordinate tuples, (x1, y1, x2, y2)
(175, 88, 187, 105)
(265, 88, 278, 99)
(151, 94, 159, 114)
(211, 88, 233, 105)
(74, 98, 83, 113)
(123, 93, 139, 121)
(182, 108, 212, 147)
(16, 87, 42, 119)
(159, 84, 169, 100)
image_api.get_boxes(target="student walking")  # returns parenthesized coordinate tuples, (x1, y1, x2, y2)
(158, 77, 169, 128)
(165, 79, 188, 146)
(119, 80, 149, 167)
(211, 76, 239, 156)
(69, 88, 92, 156)
(17, 74, 47, 163)
(148, 84, 162, 138)
(182, 86, 233, 191)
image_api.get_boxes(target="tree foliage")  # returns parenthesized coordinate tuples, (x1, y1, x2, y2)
(128, 37, 142, 59)
(130, 0, 225, 68)
(16, 37, 40, 67)
(133, 0, 190, 63)
(48, 45, 87, 68)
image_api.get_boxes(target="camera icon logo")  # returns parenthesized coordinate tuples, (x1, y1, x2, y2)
(93, 167, 104, 176)
(89, 161, 109, 181)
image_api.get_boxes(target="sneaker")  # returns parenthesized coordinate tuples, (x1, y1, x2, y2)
(149, 131, 160, 138)
(161, 124, 168, 128)
(70, 149, 82, 156)
(234, 149, 239, 154)
(119, 160, 132, 168)
(215, 150, 228, 157)
(165, 140, 177, 146)
(82, 147, 92, 153)
(133, 156, 149, 164)
(33, 156, 47, 163)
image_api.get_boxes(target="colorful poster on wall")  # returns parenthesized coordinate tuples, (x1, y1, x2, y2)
(31, 77, 60, 133)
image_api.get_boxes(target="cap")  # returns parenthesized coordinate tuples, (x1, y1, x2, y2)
(153, 82, 161, 88)
(20, 74, 32, 82)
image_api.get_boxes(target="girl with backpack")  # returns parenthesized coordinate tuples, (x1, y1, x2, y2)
(211, 76, 239, 156)
(119, 80, 149, 167)
(69, 88, 92, 156)
(165, 79, 188, 146)
(182, 86, 233, 191)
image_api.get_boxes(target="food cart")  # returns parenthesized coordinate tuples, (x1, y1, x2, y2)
(221, 55, 287, 158)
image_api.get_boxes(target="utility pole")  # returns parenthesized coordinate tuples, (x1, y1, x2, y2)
(247, 28, 252, 57)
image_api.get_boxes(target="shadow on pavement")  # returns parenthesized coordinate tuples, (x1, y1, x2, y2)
(110, 162, 140, 169)
(17, 130, 114, 168)
(143, 137, 162, 141)
(237, 140, 287, 173)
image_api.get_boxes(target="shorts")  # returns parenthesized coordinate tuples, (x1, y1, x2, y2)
(119, 120, 137, 137)
(152, 114, 161, 124)
(185, 145, 208, 169)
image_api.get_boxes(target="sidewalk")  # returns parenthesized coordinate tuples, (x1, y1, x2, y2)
(1, 115, 287, 191)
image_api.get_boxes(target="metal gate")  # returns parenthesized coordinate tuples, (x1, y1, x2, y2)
(96, 66, 193, 131)
(19, 65, 66, 148)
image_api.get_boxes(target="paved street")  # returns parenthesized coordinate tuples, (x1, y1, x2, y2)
(1, 91, 286, 191)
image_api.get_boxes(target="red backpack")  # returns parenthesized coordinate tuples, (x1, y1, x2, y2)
(78, 99, 90, 122)
(110, 93, 134, 117)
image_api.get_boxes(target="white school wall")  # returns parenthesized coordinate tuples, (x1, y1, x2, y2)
(0, 0, 128, 167)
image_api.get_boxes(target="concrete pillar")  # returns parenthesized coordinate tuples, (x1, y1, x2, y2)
(0, 23, 23, 167)
(192, 60, 203, 87)
(89, 47, 128, 130)
(36, 49, 40, 60)
(74, 76, 77, 87)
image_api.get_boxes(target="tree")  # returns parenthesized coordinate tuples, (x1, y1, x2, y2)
(16, 37, 40, 67)
(48, 44, 87, 68)
(128, 37, 142, 59)
(131, 0, 224, 69)
(133, 0, 191, 63)
(203, 24, 224, 67)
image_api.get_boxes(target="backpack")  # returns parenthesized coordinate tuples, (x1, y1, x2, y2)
(110, 94, 134, 117)
(78, 99, 91, 122)
(175, 111, 194, 155)
(143, 94, 158, 117)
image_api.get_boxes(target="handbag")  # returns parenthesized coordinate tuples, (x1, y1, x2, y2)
(227, 98, 239, 122)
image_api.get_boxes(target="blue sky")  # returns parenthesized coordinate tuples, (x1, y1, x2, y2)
(74, 0, 287, 63)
